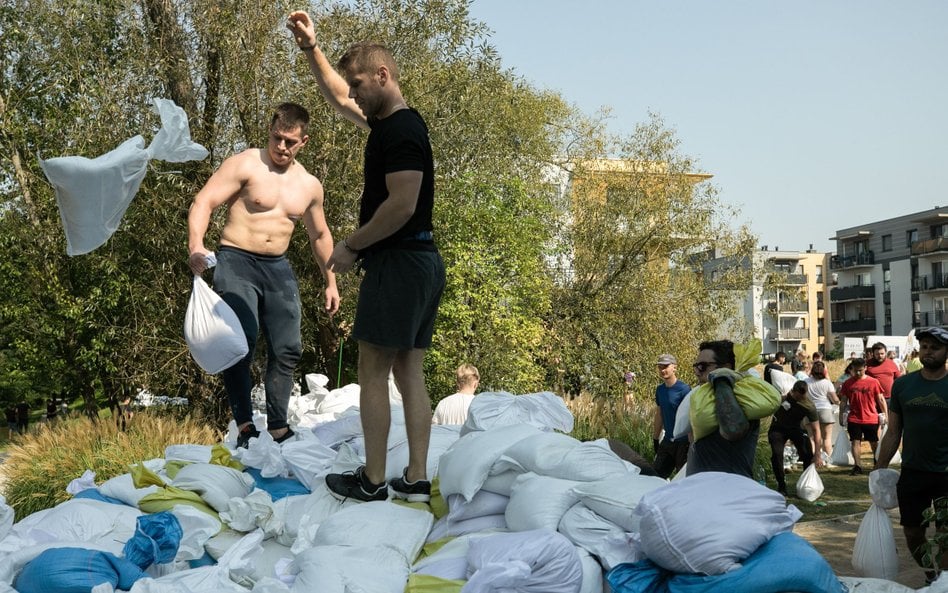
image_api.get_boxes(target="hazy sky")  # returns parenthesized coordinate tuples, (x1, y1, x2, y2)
(465, 1, 948, 253)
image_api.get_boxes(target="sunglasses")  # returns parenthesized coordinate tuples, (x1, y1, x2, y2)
(692, 362, 718, 373)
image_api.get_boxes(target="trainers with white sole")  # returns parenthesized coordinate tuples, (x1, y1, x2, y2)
(325, 466, 388, 502)
(389, 469, 431, 502)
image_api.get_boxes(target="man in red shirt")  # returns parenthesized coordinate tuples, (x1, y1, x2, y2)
(840, 358, 888, 475)
(865, 341, 902, 401)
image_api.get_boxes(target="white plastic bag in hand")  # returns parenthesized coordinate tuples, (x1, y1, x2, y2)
(852, 504, 899, 580)
(795, 463, 824, 502)
(184, 276, 248, 374)
(869, 469, 900, 510)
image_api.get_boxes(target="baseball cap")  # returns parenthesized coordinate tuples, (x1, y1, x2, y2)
(657, 353, 677, 365)
(917, 327, 948, 345)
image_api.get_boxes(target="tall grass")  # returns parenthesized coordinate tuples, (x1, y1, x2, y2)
(0, 412, 222, 520)
(567, 393, 654, 456)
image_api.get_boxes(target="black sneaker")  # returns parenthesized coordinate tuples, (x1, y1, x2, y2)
(849, 465, 863, 476)
(325, 466, 388, 502)
(273, 428, 296, 444)
(389, 468, 431, 502)
(236, 425, 260, 449)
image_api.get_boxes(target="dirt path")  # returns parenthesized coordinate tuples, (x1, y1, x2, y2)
(796, 508, 929, 590)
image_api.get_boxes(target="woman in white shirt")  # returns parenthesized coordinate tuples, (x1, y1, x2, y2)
(805, 361, 840, 458)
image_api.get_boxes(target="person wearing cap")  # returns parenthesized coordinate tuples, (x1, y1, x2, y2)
(877, 326, 948, 585)
(651, 353, 691, 478)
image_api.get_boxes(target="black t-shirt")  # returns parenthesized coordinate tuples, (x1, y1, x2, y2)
(764, 362, 783, 384)
(361, 108, 434, 252)
(771, 394, 818, 432)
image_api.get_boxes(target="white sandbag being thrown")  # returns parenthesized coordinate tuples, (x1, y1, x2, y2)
(38, 98, 209, 255)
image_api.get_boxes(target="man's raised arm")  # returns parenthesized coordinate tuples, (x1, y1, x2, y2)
(287, 10, 369, 130)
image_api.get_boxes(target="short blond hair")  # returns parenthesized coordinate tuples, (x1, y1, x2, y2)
(456, 364, 480, 390)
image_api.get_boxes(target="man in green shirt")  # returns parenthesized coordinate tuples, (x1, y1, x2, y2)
(877, 327, 948, 585)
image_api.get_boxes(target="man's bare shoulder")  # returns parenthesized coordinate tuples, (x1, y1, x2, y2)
(293, 163, 324, 199)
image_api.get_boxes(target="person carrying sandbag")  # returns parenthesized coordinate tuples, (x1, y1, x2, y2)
(687, 339, 781, 479)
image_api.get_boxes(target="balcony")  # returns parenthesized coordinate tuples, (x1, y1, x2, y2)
(911, 237, 948, 256)
(777, 328, 809, 340)
(918, 310, 948, 327)
(830, 252, 874, 270)
(831, 318, 876, 333)
(912, 274, 948, 292)
(830, 285, 875, 301)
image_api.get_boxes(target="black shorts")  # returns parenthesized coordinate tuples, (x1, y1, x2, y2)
(847, 422, 879, 442)
(897, 467, 948, 528)
(353, 248, 445, 350)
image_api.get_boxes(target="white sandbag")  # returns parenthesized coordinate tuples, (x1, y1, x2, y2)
(99, 472, 160, 507)
(280, 438, 336, 489)
(164, 445, 214, 464)
(672, 463, 688, 480)
(292, 544, 408, 593)
(464, 529, 583, 593)
(880, 424, 902, 465)
(852, 504, 899, 580)
(0, 496, 13, 542)
(304, 373, 330, 399)
(447, 490, 510, 523)
(499, 434, 629, 482)
(272, 495, 309, 547)
(796, 463, 825, 502)
(570, 473, 668, 533)
(480, 469, 524, 497)
(168, 505, 221, 561)
(869, 469, 900, 510)
(831, 424, 855, 466)
(837, 576, 916, 593)
(413, 532, 496, 580)
(770, 369, 797, 396)
(635, 471, 802, 575)
(505, 473, 581, 532)
(235, 429, 288, 478)
(66, 469, 97, 495)
(387, 423, 461, 482)
(462, 391, 574, 435)
(577, 548, 604, 593)
(439, 423, 542, 501)
(39, 98, 208, 256)
(140, 529, 264, 592)
(557, 502, 643, 571)
(315, 384, 361, 416)
(184, 275, 249, 375)
(672, 390, 693, 439)
(220, 490, 282, 537)
(0, 499, 141, 557)
(426, 513, 507, 543)
(313, 501, 432, 565)
(171, 463, 255, 512)
(311, 411, 363, 448)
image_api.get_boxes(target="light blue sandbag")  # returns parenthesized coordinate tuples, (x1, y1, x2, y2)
(608, 532, 845, 593)
(14, 547, 147, 593)
(123, 511, 183, 568)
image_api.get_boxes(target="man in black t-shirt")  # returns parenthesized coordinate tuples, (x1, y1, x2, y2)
(289, 11, 445, 504)
(768, 380, 823, 495)
(764, 351, 787, 385)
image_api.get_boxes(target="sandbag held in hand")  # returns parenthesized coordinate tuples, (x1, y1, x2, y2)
(184, 276, 248, 374)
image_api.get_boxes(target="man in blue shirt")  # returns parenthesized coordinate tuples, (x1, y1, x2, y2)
(652, 353, 691, 478)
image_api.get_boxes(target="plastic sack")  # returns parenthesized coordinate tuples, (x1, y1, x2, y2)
(38, 98, 208, 255)
(672, 390, 693, 439)
(830, 425, 854, 466)
(123, 511, 183, 569)
(769, 369, 797, 396)
(689, 376, 781, 440)
(461, 391, 574, 435)
(869, 469, 900, 510)
(13, 547, 147, 593)
(795, 463, 824, 502)
(852, 504, 899, 580)
(464, 530, 583, 593)
(184, 275, 248, 374)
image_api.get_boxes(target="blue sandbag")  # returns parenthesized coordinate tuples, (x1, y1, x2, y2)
(123, 511, 183, 569)
(609, 532, 845, 593)
(244, 467, 310, 500)
(189, 550, 218, 568)
(73, 488, 128, 506)
(14, 547, 147, 593)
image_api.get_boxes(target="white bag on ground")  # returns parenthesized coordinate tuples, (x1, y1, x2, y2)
(635, 471, 802, 575)
(852, 503, 899, 580)
(439, 423, 541, 501)
(170, 463, 255, 512)
(464, 530, 583, 593)
(505, 473, 582, 532)
(39, 98, 208, 256)
(184, 276, 248, 374)
(795, 463, 825, 502)
(570, 473, 667, 532)
(869, 469, 900, 510)
(557, 502, 643, 570)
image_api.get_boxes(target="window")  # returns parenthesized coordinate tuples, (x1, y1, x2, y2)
(857, 272, 871, 286)
(907, 228, 918, 246)
(883, 269, 891, 291)
(933, 224, 947, 239)
(815, 265, 823, 283)
(881, 234, 892, 251)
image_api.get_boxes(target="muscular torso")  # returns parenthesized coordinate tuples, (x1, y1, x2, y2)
(220, 149, 318, 256)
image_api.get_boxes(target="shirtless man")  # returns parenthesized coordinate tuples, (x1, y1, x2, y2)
(188, 102, 339, 448)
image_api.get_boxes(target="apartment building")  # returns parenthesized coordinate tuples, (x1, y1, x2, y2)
(830, 205, 948, 339)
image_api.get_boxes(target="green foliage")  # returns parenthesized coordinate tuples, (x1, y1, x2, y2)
(567, 393, 654, 458)
(0, 412, 221, 519)
(920, 496, 948, 576)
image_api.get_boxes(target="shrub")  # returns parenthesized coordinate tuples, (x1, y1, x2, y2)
(567, 393, 654, 457)
(0, 412, 221, 520)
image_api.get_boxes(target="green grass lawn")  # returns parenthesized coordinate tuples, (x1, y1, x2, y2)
(783, 444, 885, 522)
